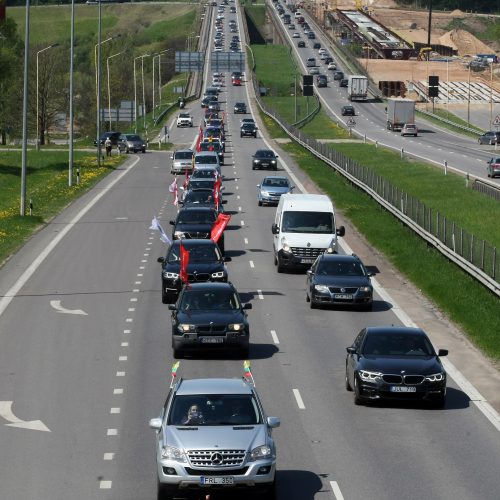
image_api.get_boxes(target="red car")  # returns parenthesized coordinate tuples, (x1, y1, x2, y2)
(232, 77, 242, 86)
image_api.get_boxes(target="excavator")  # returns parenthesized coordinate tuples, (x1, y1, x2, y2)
(417, 47, 433, 61)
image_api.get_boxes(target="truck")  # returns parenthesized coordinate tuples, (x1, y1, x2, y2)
(347, 75, 368, 101)
(386, 97, 416, 132)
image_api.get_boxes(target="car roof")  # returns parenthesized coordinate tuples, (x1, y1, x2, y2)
(365, 326, 426, 336)
(195, 151, 219, 157)
(176, 378, 253, 396)
(255, 149, 274, 154)
(263, 176, 288, 181)
(179, 206, 215, 213)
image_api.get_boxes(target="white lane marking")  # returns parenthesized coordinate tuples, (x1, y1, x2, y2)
(130, 298, 137, 302)
(135, 281, 141, 285)
(137, 273, 143, 277)
(0, 401, 50, 432)
(257, 289, 264, 300)
(128, 308, 135, 312)
(249, 260, 255, 268)
(133, 289, 140, 293)
(116, 371, 125, 377)
(113, 388, 123, 395)
(236, 185, 239, 190)
(103, 453, 114, 461)
(141, 259, 147, 263)
(241, 220, 245, 226)
(125, 318, 133, 323)
(330, 481, 345, 500)
(0, 157, 141, 320)
(119, 356, 127, 361)
(123, 330, 131, 334)
(121, 342, 129, 347)
(107, 429, 117, 436)
(293, 389, 306, 409)
(340, 238, 500, 432)
(237, 195, 241, 199)
(270, 329, 280, 344)
(143, 253, 149, 257)
(110, 408, 120, 414)
(139, 266, 145, 269)
(244, 238, 249, 244)
(50, 300, 87, 316)
(99, 481, 112, 489)
(238, 206, 242, 211)
(149, 237, 154, 240)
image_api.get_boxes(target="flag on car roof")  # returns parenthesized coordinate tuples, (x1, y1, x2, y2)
(210, 213, 230, 244)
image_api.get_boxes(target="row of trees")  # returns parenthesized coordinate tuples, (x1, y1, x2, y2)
(396, 0, 500, 13)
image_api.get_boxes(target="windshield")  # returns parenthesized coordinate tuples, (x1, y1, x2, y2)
(191, 169, 217, 179)
(168, 244, 220, 263)
(362, 333, 434, 356)
(316, 260, 365, 277)
(200, 142, 221, 152)
(179, 113, 190, 118)
(256, 150, 275, 158)
(168, 394, 261, 426)
(184, 191, 215, 204)
(177, 210, 216, 224)
(125, 135, 141, 141)
(262, 178, 289, 188)
(282, 211, 333, 234)
(175, 151, 193, 160)
(180, 289, 241, 311)
(189, 180, 215, 190)
(195, 155, 218, 164)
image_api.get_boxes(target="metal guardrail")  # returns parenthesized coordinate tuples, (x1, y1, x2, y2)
(417, 109, 485, 136)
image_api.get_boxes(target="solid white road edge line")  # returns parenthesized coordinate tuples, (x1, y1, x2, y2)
(330, 481, 345, 500)
(0, 157, 141, 320)
(293, 389, 306, 409)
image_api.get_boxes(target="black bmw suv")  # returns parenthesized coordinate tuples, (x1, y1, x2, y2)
(157, 239, 230, 304)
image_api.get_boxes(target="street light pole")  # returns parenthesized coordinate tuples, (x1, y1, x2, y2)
(467, 64, 471, 125)
(133, 53, 149, 134)
(153, 49, 172, 118)
(69, 0, 75, 186)
(107, 51, 123, 131)
(141, 54, 150, 131)
(20, 0, 30, 216)
(36, 43, 58, 151)
(96, 0, 102, 166)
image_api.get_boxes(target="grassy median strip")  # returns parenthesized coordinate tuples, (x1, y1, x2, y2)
(0, 152, 125, 265)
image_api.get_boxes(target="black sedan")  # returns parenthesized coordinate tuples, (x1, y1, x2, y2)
(251, 149, 278, 170)
(297, 40, 306, 48)
(169, 282, 252, 358)
(306, 254, 373, 309)
(341, 105, 355, 116)
(234, 102, 247, 114)
(158, 239, 230, 304)
(345, 326, 448, 407)
(240, 122, 258, 138)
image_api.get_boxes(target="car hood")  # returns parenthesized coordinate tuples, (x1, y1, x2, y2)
(177, 309, 245, 324)
(164, 262, 225, 273)
(314, 275, 371, 287)
(359, 356, 443, 375)
(260, 186, 290, 194)
(175, 222, 213, 232)
(166, 424, 267, 452)
(126, 139, 144, 146)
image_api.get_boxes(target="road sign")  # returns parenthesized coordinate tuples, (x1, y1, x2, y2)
(493, 115, 500, 126)
(210, 51, 245, 72)
(175, 51, 204, 72)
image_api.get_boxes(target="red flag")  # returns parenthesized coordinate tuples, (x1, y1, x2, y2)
(211, 213, 231, 243)
(179, 240, 190, 284)
(213, 183, 219, 211)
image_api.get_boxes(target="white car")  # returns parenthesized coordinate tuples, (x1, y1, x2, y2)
(327, 62, 337, 70)
(176, 112, 193, 128)
(318, 48, 327, 55)
(292, 32, 300, 38)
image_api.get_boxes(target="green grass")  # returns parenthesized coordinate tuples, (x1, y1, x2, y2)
(416, 109, 484, 138)
(0, 151, 125, 263)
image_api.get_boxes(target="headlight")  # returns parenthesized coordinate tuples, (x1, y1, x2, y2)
(425, 372, 445, 382)
(228, 323, 244, 332)
(161, 445, 187, 463)
(253, 159, 259, 163)
(283, 243, 290, 252)
(174, 231, 185, 238)
(211, 271, 224, 278)
(178, 324, 196, 333)
(314, 284, 329, 292)
(271, 160, 276, 163)
(250, 445, 273, 461)
(358, 370, 382, 382)
(359, 286, 372, 293)
(260, 190, 269, 197)
(164, 272, 179, 280)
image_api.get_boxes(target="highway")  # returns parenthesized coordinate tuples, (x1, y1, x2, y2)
(273, 4, 500, 184)
(0, 2, 499, 500)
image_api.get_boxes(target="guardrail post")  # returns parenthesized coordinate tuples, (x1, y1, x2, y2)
(375, 141, 378, 148)
(493, 247, 497, 279)
(466, 173, 469, 188)
(444, 160, 447, 175)
(401, 147, 404, 159)
(481, 240, 486, 270)
(364, 133, 366, 143)
(76, 168, 80, 185)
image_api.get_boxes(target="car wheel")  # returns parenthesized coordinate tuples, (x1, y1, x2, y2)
(252, 165, 256, 170)
(306, 290, 311, 302)
(142, 149, 146, 153)
(345, 366, 353, 391)
(240, 133, 243, 138)
(126, 148, 130, 154)
(310, 297, 318, 309)
(173, 348, 184, 360)
(239, 345, 250, 359)
(157, 481, 176, 500)
(353, 376, 363, 405)
(258, 200, 262, 206)
(161, 284, 168, 304)
(277, 257, 284, 273)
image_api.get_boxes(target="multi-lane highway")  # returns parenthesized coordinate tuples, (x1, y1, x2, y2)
(271, 4, 500, 184)
(0, 2, 499, 500)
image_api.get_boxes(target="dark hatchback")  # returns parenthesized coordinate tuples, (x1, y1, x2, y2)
(240, 122, 258, 138)
(306, 254, 373, 310)
(169, 282, 252, 358)
(345, 326, 448, 407)
(170, 206, 224, 253)
(341, 105, 355, 116)
(234, 101, 247, 113)
(252, 149, 279, 170)
(158, 239, 230, 304)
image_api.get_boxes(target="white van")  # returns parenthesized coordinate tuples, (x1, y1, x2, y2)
(271, 194, 345, 272)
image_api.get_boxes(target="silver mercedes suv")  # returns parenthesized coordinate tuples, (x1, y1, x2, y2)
(149, 372, 279, 499)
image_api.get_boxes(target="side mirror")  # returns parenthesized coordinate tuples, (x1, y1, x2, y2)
(346, 346, 356, 354)
(169, 220, 175, 225)
(257, 184, 261, 188)
(220, 186, 226, 191)
(157, 257, 165, 263)
(168, 304, 177, 311)
(290, 185, 295, 191)
(149, 418, 162, 431)
(306, 269, 312, 276)
(336, 225, 346, 237)
(243, 303, 252, 310)
(438, 349, 448, 357)
(267, 416, 280, 428)
(271, 223, 280, 235)
(224, 256, 232, 262)
(170, 155, 174, 159)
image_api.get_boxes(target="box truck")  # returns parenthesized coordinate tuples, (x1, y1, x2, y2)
(386, 97, 415, 132)
(347, 75, 368, 101)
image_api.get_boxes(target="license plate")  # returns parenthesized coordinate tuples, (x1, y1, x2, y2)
(300, 258, 314, 264)
(200, 476, 234, 485)
(200, 337, 224, 344)
(333, 294, 353, 300)
(390, 386, 416, 393)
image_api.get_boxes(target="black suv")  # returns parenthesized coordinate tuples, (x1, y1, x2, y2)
(169, 282, 252, 358)
(158, 239, 230, 304)
(234, 101, 247, 114)
(252, 149, 279, 170)
(240, 122, 258, 138)
(93, 131, 121, 147)
(316, 74, 327, 88)
(170, 206, 224, 253)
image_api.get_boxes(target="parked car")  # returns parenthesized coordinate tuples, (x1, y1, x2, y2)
(401, 123, 418, 137)
(345, 326, 448, 407)
(176, 112, 193, 128)
(93, 131, 121, 147)
(117, 133, 146, 153)
(257, 176, 294, 206)
(252, 149, 279, 170)
(341, 105, 355, 116)
(487, 157, 500, 178)
(234, 101, 247, 114)
(171, 149, 194, 175)
(478, 131, 500, 145)
(306, 253, 373, 310)
(157, 239, 230, 304)
(240, 122, 258, 138)
(168, 282, 251, 358)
